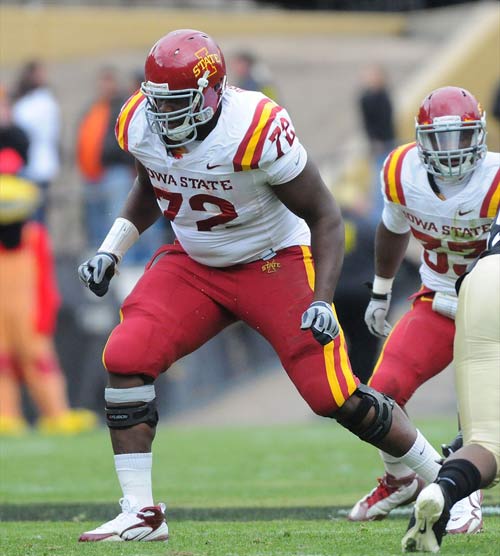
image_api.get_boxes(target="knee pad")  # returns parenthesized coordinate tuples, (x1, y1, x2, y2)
(103, 320, 173, 378)
(334, 384, 394, 443)
(104, 385, 159, 429)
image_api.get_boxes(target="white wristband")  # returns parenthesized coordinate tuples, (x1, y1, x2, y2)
(372, 275, 394, 295)
(98, 217, 139, 263)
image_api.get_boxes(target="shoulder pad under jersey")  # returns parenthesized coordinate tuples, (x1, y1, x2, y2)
(478, 158, 500, 218)
(232, 94, 285, 172)
(382, 142, 417, 206)
(114, 91, 146, 153)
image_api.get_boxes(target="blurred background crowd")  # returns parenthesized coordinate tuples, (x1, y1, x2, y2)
(0, 0, 499, 433)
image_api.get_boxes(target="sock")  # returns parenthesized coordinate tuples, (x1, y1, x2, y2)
(115, 452, 154, 509)
(398, 430, 442, 483)
(380, 449, 414, 479)
(436, 459, 482, 508)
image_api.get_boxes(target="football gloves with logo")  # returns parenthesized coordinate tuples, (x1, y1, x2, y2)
(78, 252, 118, 297)
(301, 301, 340, 345)
(365, 292, 392, 338)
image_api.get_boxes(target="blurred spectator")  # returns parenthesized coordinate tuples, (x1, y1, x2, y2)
(230, 51, 279, 101)
(333, 189, 419, 384)
(129, 68, 145, 95)
(358, 64, 396, 221)
(77, 67, 134, 247)
(334, 201, 379, 383)
(77, 67, 168, 267)
(0, 85, 29, 172)
(11, 60, 61, 224)
(492, 79, 500, 123)
(0, 173, 97, 435)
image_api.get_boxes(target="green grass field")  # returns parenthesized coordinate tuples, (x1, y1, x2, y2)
(1, 418, 499, 555)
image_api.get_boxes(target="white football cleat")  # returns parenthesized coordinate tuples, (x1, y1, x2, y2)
(348, 472, 424, 521)
(402, 483, 449, 553)
(79, 496, 169, 542)
(446, 490, 483, 534)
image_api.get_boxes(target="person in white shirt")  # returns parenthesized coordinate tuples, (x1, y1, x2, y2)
(12, 60, 61, 223)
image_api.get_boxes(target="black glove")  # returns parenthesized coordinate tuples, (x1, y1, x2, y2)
(78, 252, 118, 297)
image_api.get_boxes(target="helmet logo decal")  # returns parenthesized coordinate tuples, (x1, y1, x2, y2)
(193, 47, 221, 78)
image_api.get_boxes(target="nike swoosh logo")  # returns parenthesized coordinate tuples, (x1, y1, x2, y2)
(206, 163, 222, 170)
(458, 209, 473, 216)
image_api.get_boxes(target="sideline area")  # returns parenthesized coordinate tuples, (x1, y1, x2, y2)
(1, 502, 499, 522)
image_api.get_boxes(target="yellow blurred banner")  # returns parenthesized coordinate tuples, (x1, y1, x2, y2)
(0, 6, 407, 65)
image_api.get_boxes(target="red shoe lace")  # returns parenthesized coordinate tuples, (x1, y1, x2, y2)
(365, 477, 397, 505)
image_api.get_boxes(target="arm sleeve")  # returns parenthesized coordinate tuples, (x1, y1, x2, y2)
(258, 107, 308, 185)
(379, 154, 410, 233)
(382, 203, 411, 234)
(114, 92, 145, 153)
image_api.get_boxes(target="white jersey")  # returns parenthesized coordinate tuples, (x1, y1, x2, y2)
(380, 143, 499, 294)
(115, 87, 310, 267)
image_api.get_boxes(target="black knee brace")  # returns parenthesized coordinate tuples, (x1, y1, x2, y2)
(334, 384, 394, 443)
(105, 400, 159, 429)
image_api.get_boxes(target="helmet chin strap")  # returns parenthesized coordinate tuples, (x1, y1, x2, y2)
(435, 171, 472, 187)
(434, 151, 476, 181)
(166, 122, 192, 142)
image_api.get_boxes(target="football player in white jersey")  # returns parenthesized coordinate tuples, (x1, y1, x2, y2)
(77, 30, 446, 542)
(348, 86, 499, 533)
(402, 207, 500, 552)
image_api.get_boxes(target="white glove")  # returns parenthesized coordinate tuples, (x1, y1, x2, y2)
(301, 301, 340, 345)
(364, 292, 392, 338)
(78, 252, 117, 297)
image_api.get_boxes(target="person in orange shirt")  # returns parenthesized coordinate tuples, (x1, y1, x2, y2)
(0, 173, 97, 435)
(76, 66, 167, 264)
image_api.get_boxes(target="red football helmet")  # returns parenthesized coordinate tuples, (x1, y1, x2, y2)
(141, 29, 227, 147)
(415, 86, 487, 179)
